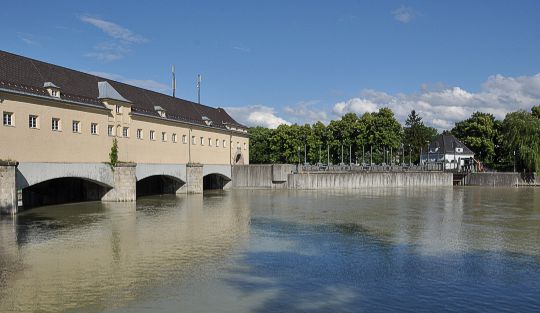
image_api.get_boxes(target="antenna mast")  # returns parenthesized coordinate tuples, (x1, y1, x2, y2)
(172, 65, 176, 98)
(197, 74, 202, 104)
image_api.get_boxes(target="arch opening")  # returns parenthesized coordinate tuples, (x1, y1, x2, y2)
(136, 175, 185, 197)
(22, 177, 112, 210)
(203, 173, 231, 190)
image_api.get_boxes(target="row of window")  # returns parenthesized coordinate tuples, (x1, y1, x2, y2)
(3, 112, 248, 149)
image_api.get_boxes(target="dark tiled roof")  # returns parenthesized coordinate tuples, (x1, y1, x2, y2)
(429, 134, 474, 155)
(0, 50, 245, 130)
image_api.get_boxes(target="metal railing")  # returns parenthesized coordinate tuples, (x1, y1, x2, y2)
(298, 162, 445, 173)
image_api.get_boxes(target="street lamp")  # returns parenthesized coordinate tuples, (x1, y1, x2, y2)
(513, 150, 516, 172)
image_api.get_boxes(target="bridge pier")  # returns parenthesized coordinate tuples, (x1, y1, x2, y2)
(102, 163, 137, 202)
(0, 161, 18, 215)
(184, 163, 203, 194)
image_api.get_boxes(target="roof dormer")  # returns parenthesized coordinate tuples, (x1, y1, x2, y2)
(154, 106, 167, 118)
(44, 82, 61, 98)
(202, 116, 213, 126)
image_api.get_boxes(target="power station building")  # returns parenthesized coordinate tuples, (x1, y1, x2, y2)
(0, 50, 249, 213)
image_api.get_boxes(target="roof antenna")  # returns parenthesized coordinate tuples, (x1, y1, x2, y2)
(172, 65, 176, 98)
(197, 74, 202, 104)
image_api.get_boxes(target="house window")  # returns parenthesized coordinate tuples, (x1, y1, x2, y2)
(28, 115, 38, 129)
(223, 140, 227, 148)
(52, 118, 60, 131)
(208, 138, 212, 146)
(108, 125, 114, 136)
(51, 90, 58, 97)
(192, 135, 196, 144)
(200, 137, 204, 145)
(244, 143, 247, 150)
(72, 121, 80, 133)
(137, 129, 143, 139)
(123, 127, 129, 138)
(116, 105, 121, 114)
(162, 132, 167, 142)
(91, 123, 98, 135)
(150, 130, 156, 140)
(182, 134, 187, 144)
(172, 133, 177, 143)
(3, 112, 13, 126)
(216, 139, 220, 147)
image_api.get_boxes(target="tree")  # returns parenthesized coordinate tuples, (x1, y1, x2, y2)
(109, 138, 119, 169)
(248, 127, 273, 163)
(451, 112, 498, 167)
(501, 110, 540, 172)
(532, 105, 540, 119)
(403, 110, 438, 164)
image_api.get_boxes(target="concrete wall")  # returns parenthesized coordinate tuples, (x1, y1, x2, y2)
(464, 172, 538, 186)
(0, 162, 18, 214)
(288, 172, 452, 189)
(16, 162, 114, 189)
(232, 164, 294, 189)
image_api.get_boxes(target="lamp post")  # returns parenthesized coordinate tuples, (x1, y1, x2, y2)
(408, 144, 412, 166)
(513, 150, 516, 172)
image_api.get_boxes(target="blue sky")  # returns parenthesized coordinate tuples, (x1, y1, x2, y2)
(2, 0, 540, 129)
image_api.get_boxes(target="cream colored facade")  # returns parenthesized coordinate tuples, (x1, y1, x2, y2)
(0, 92, 249, 165)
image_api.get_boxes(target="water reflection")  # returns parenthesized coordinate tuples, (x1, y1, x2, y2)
(0, 192, 250, 312)
(0, 187, 539, 312)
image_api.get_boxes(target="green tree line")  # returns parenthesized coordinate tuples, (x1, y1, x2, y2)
(248, 106, 540, 172)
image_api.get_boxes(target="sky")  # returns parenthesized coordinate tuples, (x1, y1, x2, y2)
(2, 0, 540, 130)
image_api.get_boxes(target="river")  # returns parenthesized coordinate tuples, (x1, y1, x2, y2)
(1, 187, 539, 312)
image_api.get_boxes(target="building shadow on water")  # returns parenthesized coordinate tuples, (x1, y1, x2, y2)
(222, 218, 540, 313)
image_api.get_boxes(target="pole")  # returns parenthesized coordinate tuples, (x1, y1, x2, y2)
(172, 65, 176, 98)
(319, 145, 321, 164)
(390, 147, 393, 166)
(513, 150, 516, 172)
(327, 145, 330, 166)
(341, 144, 344, 165)
(409, 145, 411, 166)
(362, 145, 365, 165)
(370, 145, 373, 165)
(349, 144, 352, 165)
(304, 144, 307, 165)
(197, 74, 202, 104)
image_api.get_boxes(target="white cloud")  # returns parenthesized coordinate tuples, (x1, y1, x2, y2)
(80, 16, 147, 43)
(17, 32, 40, 46)
(332, 73, 540, 131)
(81, 16, 147, 61)
(392, 6, 418, 23)
(224, 105, 290, 129)
(88, 71, 170, 94)
(283, 100, 329, 124)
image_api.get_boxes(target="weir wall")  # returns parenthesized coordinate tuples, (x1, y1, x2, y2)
(464, 172, 538, 187)
(232, 165, 452, 189)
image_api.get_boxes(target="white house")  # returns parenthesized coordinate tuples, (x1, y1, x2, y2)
(420, 134, 475, 170)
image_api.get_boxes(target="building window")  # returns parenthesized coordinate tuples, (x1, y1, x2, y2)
(28, 115, 38, 129)
(216, 139, 220, 147)
(123, 127, 129, 138)
(91, 123, 98, 135)
(244, 143, 247, 150)
(150, 130, 156, 140)
(208, 138, 212, 146)
(172, 133, 177, 143)
(52, 118, 60, 131)
(182, 134, 187, 144)
(200, 137, 204, 145)
(162, 132, 167, 142)
(116, 105, 121, 114)
(137, 129, 143, 139)
(3, 112, 13, 126)
(72, 121, 80, 133)
(51, 90, 58, 97)
(223, 140, 227, 148)
(108, 125, 114, 136)
(192, 135, 196, 144)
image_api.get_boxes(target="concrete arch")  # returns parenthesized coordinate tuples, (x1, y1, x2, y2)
(136, 163, 186, 183)
(202, 165, 231, 180)
(203, 172, 232, 190)
(16, 162, 114, 189)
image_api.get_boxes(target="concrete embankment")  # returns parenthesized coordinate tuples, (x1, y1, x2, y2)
(232, 165, 452, 189)
(464, 172, 538, 187)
